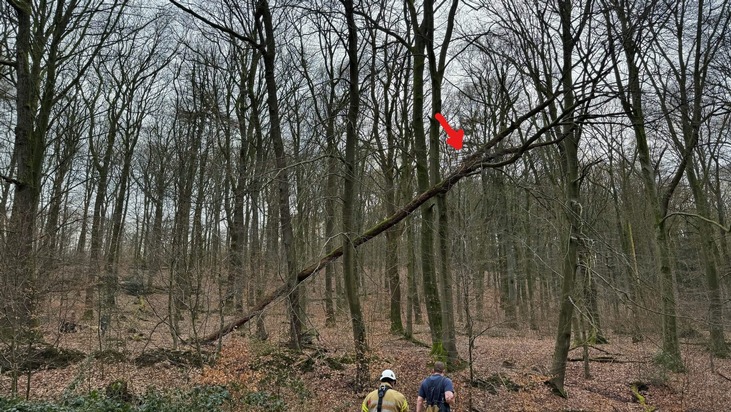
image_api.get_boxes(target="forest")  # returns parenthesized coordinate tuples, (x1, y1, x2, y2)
(1, 0, 731, 410)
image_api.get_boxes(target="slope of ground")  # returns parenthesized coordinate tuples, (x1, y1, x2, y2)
(196, 320, 731, 411)
(2, 296, 730, 411)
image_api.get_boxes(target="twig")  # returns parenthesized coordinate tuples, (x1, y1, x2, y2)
(567, 357, 644, 364)
(0, 174, 22, 186)
(717, 369, 731, 383)
(662, 211, 731, 232)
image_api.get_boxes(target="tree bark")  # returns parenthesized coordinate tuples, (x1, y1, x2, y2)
(341, 0, 369, 389)
(425, 0, 461, 364)
(549, 0, 583, 397)
(255, 0, 303, 349)
(405, 0, 443, 355)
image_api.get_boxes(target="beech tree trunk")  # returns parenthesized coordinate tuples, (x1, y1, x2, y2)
(549, 0, 584, 396)
(256, 0, 303, 349)
(341, 0, 368, 389)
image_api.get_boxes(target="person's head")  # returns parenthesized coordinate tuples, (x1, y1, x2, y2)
(380, 369, 396, 384)
(433, 361, 445, 374)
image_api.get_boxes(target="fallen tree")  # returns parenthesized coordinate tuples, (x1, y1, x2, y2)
(200, 92, 578, 344)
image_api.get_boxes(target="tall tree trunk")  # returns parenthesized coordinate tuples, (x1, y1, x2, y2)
(712, 156, 730, 266)
(607, 147, 643, 342)
(685, 163, 727, 357)
(42, 129, 78, 273)
(4, 1, 40, 336)
(76, 155, 95, 257)
(605, 1, 683, 368)
(324, 130, 338, 327)
(85, 101, 120, 321)
(406, 0, 443, 354)
(4, 0, 124, 342)
(341, 0, 368, 388)
(549, 0, 583, 396)
(246, 49, 268, 340)
(256, 1, 302, 349)
(169, 107, 201, 349)
(424, 0, 461, 364)
(227, 134, 246, 311)
(147, 153, 167, 289)
(371, 29, 403, 334)
(400, 51, 420, 334)
(0, 151, 16, 245)
(661, 0, 729, 358)
(495, 173, 518, 328)
(102, 132, 137, 335)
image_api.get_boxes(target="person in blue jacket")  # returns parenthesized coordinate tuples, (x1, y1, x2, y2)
(415, 361, 455, 412)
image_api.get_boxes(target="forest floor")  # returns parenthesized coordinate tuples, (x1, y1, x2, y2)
(1, 291, 731, 411)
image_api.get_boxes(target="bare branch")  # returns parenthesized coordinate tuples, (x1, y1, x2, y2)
(353, 9, 411, 49)
(0, 174, 22, 186)
(718, 369, 731, 383)
(168, 0, 265, 53)
(662, 211, 731, 232)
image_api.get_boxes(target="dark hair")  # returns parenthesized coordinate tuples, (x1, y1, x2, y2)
(433, 361, 445, 373)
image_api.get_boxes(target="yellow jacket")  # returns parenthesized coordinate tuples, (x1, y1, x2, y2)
(361, 383, 409, 412)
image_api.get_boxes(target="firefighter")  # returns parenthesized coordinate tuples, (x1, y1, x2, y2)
(361, 369, 409, 412)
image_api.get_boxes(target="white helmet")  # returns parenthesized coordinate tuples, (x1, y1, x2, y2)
(380, 369, 396, 382)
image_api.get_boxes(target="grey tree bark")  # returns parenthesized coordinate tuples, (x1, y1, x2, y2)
(341, 0, 369, 389)
(254, 1, 303, 349)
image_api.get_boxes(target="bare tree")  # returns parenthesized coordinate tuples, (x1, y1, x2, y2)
(604, 0, 703, 369)
(642, 0, 731, 358)
(339, 0, 369, 388)
(2, 0, 127, 395)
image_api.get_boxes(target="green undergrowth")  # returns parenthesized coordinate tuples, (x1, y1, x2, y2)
(652, 351, 685, 373)
(0, 385, 232, 412)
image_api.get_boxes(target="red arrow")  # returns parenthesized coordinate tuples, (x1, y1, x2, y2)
(434, 112, 464, 150)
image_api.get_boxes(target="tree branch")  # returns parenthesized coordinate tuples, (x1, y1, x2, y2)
(168, 0, 265, 53)
(199, 93, 569, 344)
(0, 174, 22, 186)
(353, 9, 411, 49)
(662, 211, 731, 232)
(718, 369, 731, 383)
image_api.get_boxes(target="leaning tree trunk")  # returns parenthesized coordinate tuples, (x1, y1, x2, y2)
(199, 92, 565, 344)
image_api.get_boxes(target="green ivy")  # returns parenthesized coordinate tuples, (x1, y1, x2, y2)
(241, 391, 286, 412)
(0, 385, 231, 412)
